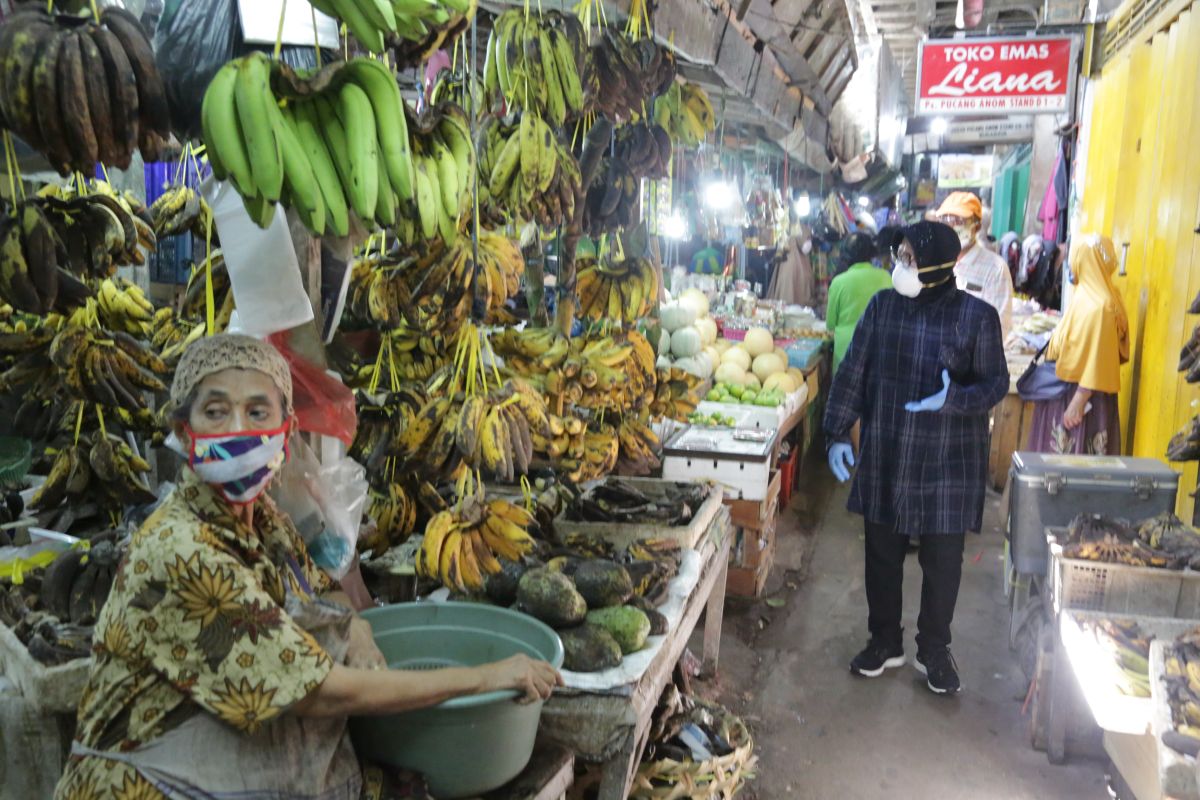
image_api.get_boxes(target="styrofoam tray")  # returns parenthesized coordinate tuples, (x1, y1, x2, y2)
(1150, 639, 1200, 799)
(695, 385, 808, 431)
(1060, 611, 1200, 735)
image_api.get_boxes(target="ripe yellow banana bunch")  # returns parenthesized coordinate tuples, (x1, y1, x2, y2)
(150, 308, 206, 365)
(346, 228, 523, 339)
(96, 278, 155, 337)
(554, 425, 620, 484)
(496, 329, 658, 414)
(653, 80, 716, 148)
(615, 414, 661, 476)
(201, 54, 415, 237)
(483, 9, 587, 125)
(576, 256, 660, 323)
(417, 493, 536, 593)
(363, 483, 420, 557)
(649, 366, 703, 421)
(530, 413, 585, 459)
(477, 114, 581, 229)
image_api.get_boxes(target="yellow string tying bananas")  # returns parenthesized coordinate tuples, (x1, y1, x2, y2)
(274, 0, 289, 60)
(311, 3, 323, 67)
(95, 405, 107, 438)
(204, 213, 215, 336)
(73, 403, 85, 446)
(3, 131, 22, 203)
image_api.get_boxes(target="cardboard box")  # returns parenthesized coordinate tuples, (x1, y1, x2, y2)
(724, 470, 781, 529)
(736, 507, 777, 568)
(728, 532, 776, 597)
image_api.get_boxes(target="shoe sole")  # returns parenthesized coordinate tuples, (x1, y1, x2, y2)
(850, 655, 906, 678)
(914, 660, 962, 695)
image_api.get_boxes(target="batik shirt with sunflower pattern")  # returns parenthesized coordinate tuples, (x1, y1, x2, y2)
(55, 470, 335, 800)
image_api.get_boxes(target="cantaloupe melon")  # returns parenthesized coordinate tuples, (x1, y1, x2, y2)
(764, 373, 798, 394)
(752, 353, 786, 382)
(720, 346, 752, 371)
(714, 363, 747, 386)
(743, 327, 774, 357)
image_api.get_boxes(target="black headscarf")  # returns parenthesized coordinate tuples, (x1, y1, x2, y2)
(890, 221, 961, 297)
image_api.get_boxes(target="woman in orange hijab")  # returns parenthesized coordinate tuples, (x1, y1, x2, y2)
(1027, 235, 1129, 454)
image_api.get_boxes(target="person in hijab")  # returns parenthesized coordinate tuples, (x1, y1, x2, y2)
(823, 222, 1009, 696)
(767, 227, 817, 307)
(56, 334, 561, 800)
(1027, 235, 1129, 455)
(937, 192, 1014, 338)
(826, 232, 892, 374)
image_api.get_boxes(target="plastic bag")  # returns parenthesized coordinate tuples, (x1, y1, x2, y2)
(202, 176, 314, 337)
(155, 0, 333, 140)
(269, 333, 358, 446)
(273, 438, 368, 580)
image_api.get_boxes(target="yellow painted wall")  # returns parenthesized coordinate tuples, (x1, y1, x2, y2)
(1076, 7, 1200, 518)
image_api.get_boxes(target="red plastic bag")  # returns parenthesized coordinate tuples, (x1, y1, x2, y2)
(268, 334, 358, 447)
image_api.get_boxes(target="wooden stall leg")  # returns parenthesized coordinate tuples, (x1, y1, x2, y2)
(596, 728, 647, 800)
(701, 560, 728, 677)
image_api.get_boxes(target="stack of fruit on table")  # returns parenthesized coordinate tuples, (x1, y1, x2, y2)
(485, 534, 682, 672)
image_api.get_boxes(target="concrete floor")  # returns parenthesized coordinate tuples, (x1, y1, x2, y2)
(697, 466, 1112, 799)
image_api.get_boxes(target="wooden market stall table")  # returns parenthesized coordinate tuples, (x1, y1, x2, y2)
(989, 352, 1035, 492)
(536, 507, 732, 800)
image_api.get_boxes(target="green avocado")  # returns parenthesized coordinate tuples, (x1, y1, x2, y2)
(572, 559, 634, 609)
(560, 623, 624, 672)
(517, 568, 587, 628)
(585, 605, 652, 654)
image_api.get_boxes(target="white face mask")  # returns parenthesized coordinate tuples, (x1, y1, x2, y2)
(953, 225, 976, 249)
(891, 264, 923, 298)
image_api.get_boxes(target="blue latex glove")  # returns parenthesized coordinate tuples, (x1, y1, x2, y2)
(828, 443, 855, 482)
(905, 369, 951, 412)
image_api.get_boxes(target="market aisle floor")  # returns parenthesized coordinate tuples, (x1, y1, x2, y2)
(701, 465, 1109, 799)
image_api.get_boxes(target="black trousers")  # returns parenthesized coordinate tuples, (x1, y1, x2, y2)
(864, 521, 965, 654)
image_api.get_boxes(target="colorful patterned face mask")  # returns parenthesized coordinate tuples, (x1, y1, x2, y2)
(184, 423, 290, 505)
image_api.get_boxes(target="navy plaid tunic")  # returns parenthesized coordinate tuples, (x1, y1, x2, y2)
(823, 286, 1010, 535)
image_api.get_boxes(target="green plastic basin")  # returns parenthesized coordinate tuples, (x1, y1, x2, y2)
(349, 602, 564, 798)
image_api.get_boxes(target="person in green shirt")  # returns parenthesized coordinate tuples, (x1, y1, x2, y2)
(826, 233, 893, 373)
(691, 241, 723, 275)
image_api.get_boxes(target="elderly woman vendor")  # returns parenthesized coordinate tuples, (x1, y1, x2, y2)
(55, 334, 561, 799)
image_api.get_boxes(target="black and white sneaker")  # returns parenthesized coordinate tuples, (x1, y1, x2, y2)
(915, 648, 962, 695)
(849, 639, 905, 677)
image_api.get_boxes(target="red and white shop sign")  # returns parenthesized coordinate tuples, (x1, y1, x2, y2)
(915, 36, 1078, 115)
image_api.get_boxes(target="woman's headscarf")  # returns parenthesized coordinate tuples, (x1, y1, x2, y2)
(1046, 235, 1129, 394)
(890, 221, 961, 288)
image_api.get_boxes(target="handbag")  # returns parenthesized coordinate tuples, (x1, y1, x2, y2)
(1016, 344, 1071, 401)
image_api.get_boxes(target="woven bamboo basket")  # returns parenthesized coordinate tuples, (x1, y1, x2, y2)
(629, 700, 757, 800)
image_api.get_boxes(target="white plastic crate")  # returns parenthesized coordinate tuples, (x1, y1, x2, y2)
(1047, 528, 1200, 618)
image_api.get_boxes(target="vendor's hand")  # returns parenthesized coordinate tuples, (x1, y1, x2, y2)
(827, 442, 855, 483)
(483, 654, 563, 704)
(1062, 400, 1086, 430)
(904, 369, 951, 413)
(345, 617, 387, 670)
